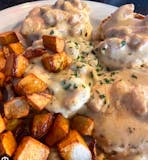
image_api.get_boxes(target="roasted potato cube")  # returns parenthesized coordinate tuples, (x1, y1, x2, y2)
(6, 119, 22, 131)
(16, 74, 47, 95)
(0, 31, 19, 45)
(0, 72, 5, 87)
(27, 93, 52, 111)
(42, 35, 65, 53)
(0, 131, 17, 156)
(71, 115, 94, 136)
(42, 52, 71, 72)
(57, 130, 92, 160)
(8, 42, 25, 55)
(0, 57, 6, 72)
(97, 154, 106, 160)
(13, 55, 29, 78)
(2, 45, 10, 58)
(4, 53, 15, 81)
(45, 114, 69, 146)
(48, 148, 62, 160)
(0, 114, 6, 133)
(14, 136, 50, 160)
(4, 97, 29, 119)
(23, 48, 47, 59)
(31, 113, 53, 139)
(0, 50, 4, 57)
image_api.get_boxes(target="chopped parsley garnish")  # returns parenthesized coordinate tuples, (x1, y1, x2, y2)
(82, 84, 86, 88)
(90, 72, 94, 78)
(120, 40, 126, 47)
(131, 74, 137, 79)
(50, 30, 54, 35)
(104, 78, 111, 84)
(99, 94, 105, 99)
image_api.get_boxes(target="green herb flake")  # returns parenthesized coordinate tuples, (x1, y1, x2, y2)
(120, 40, 126, 47)
(99, 94, 105, 99)
(82, 84, 86, 88)
(50, 30, 54, 35)
(90, 72, 94, 78)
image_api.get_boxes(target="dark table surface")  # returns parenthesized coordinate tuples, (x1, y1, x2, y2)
(0, 0, 148, 15)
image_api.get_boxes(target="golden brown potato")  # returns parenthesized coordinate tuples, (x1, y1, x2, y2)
(71, 115, 94, 136)
(42, 52, 71, 72)
(0, 114, 6, 133)
(16, 74, 47, 95)
(0, 49, 4, 57)
(27, 93, 52, 111)
(8, 42, 25, 55)
(42, 35, 65, 53)
(0, 131, 17, 157)
(45, 114, 69, 146)
(2, 45, 10, 58)
(4, 53, 15, 81)
(0, 72, 5, 87)
(31, 113, 53, 139)
(0, 57, 6, 72)
(4, 97, 30, 119)
(23, 48, 47, 59)
(13, 55, 29, 78)
(6, 119, 23, 131)
(0, 31, 19, 45)
(14, 136, 50, 160)
(57, 130, 92, 160)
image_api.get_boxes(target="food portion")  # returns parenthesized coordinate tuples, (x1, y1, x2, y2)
(0, 0, 148, 160)
(21, 0, 92, 42)
(95, 4, 148, 69)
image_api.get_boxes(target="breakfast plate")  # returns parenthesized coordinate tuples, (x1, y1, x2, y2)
(0, 0, 117, 32)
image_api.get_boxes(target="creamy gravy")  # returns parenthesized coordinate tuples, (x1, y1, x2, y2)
(20, 1, 148, 159)
(96, 4, 148, 69)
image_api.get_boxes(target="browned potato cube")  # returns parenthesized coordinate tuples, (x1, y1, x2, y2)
(13, 55, 29, 78)
(71, 115, 94, 136)
(27, 93, 52, 111)
(0, 50, 4, 57)
(42, 52, 71, 72)
(4, 53, 15, 81)
(57, 130, 92, 160)
(16, 74, 47, 95)
(0, 72, 5, 87)
(0, 131, 17, 156)
(0, 31, 19, 45)
(31, 113, 53, 139)
(42, 35, 65, 53)
(8, 42, 25, 55)
(23, 48, 47, 59)
(45, 114, 69, 146)
(14, 136, 50, 160)
(0, 114, 6, 133)
(0, 57, 6, 72)
(2, 45, 10, 58)
(4, 97, 30, 119)
(6, 119, 22, 131)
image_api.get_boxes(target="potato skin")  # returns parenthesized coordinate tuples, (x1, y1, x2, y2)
(0, 31, 19, 45)
(31, 113, 53, 139)
(71, 115, 94, 136)
(26, 93, 52, 111)
(42, 52, 71, 72)
(42, 35, 65, 53)
(45, 114, 69, 146)
(23, 48, 47, 59)
(16, 74, 47, 95)
(13, 136, 50, 160)
(0, 131, 17, 157)
(4, 97, 30, 119)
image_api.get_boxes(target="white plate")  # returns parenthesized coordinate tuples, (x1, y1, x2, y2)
(0, 0, 117, 32)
